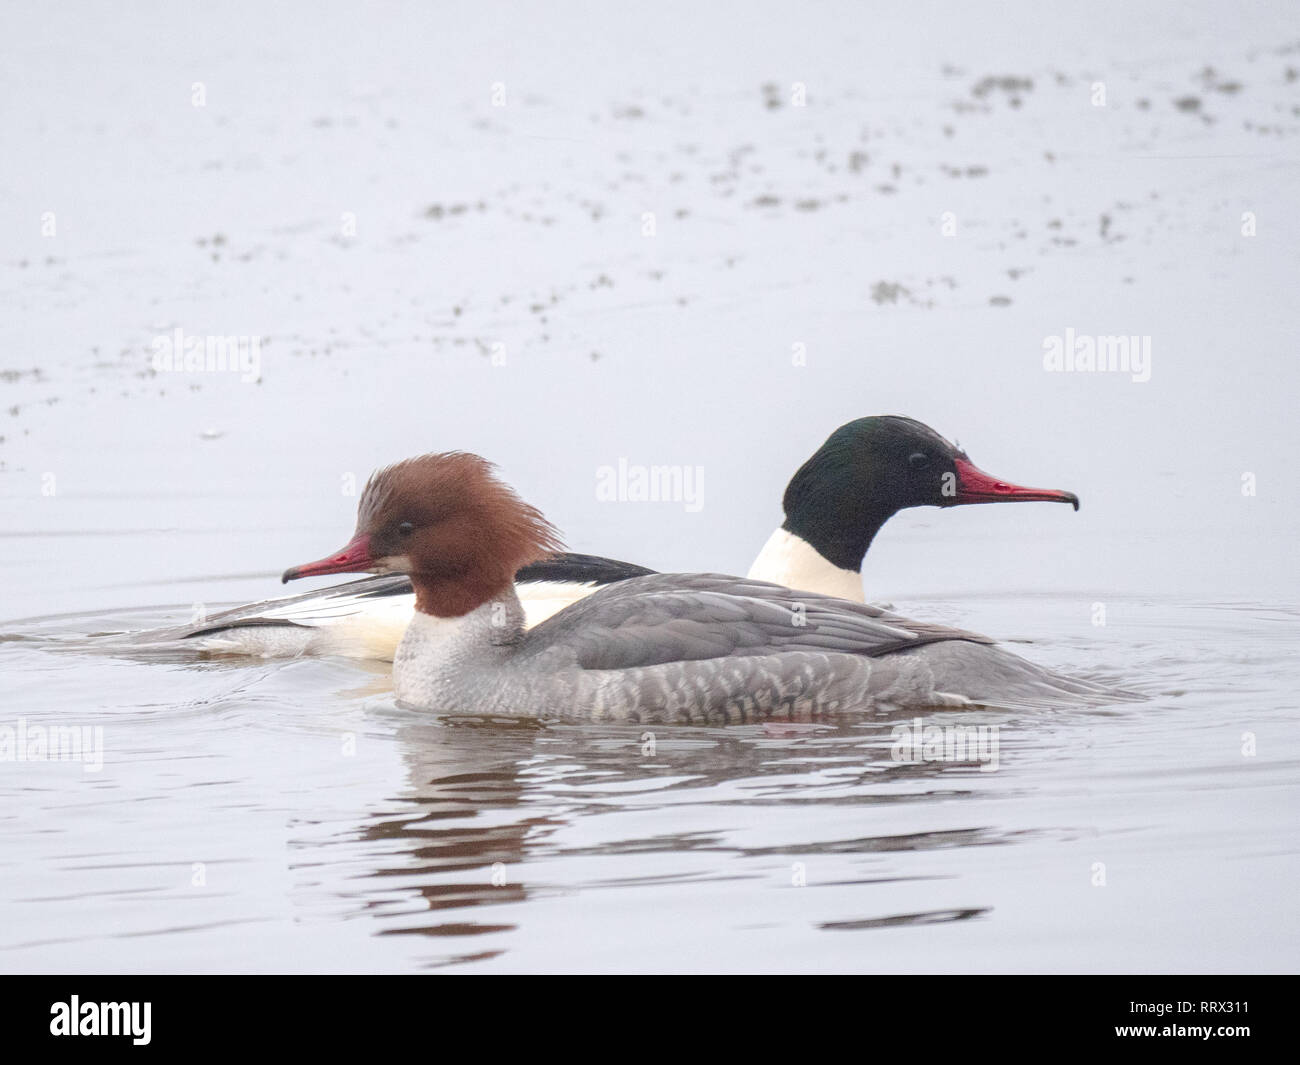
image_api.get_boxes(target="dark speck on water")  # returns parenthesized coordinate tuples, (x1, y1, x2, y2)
(871, 281, 911, 305)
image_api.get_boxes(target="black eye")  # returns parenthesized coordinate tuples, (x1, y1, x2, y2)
(908, 452, 929, 469)
(397, 522, 414, 537)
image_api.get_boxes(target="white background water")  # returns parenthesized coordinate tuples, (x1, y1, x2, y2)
(1, 0, 1296, 972)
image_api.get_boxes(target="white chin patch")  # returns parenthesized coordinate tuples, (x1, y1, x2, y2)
(372, 554, 414, 574)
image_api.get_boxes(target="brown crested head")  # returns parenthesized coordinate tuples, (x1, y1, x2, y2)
(282, 452, 564, 618)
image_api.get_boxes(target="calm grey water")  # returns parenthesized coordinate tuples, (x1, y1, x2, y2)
(2, 1, 1297, 972)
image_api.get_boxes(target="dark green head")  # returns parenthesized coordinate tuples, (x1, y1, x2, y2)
(781, 416, 1079, 571)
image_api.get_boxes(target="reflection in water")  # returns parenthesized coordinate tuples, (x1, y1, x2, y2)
(357, 711, 1028, 964)
(357, 721, 545, 956)
(819, 908, 989, 931)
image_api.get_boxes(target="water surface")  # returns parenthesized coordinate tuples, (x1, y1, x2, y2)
(1, 1, 1297, 972)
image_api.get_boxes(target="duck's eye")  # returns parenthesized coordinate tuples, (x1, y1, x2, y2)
(908, 452, 929, 469)
(397, 522, 415, 537)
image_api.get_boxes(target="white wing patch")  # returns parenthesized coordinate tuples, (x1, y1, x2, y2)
(520, 581, 599, 628)
(184, 580, 600, 661)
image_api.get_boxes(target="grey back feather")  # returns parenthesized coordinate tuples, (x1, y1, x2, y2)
(519, 572, 990, 671)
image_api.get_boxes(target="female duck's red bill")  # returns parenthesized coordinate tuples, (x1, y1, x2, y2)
(951, 458, 1079, 510)
(281, 534, 374, 583)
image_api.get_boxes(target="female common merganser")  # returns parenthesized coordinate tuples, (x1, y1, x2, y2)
(280, 452, 1113, 720)
(165, 415, 1077, 659)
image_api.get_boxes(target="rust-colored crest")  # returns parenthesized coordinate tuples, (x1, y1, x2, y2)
(357, 452, 564, 617)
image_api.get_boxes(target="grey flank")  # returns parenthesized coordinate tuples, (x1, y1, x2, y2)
(393, 573, 1134, 723)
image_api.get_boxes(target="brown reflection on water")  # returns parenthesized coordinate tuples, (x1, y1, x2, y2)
(353, 711, 1031, 960)
(357, 720, 551, 948)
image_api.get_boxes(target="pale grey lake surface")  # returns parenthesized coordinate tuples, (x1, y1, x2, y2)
(1, 1, 1297, 972)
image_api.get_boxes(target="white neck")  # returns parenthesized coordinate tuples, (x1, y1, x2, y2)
(392, 592, 524, 709)
(746, 527, 865, 603)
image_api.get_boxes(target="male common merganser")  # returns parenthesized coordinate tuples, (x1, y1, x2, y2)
(161, 415, 1077, 659)
(280, 452, 1114, 720)
(747, 415, 1077, 601)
